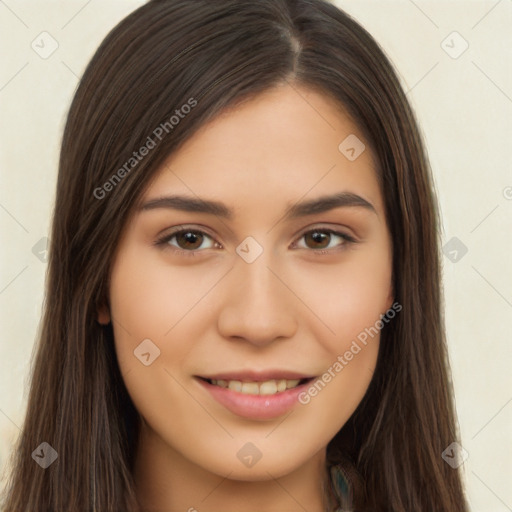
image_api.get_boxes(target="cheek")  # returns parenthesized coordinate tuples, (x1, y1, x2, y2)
(108, 248, 222, 352)
(293, 344, 378, 449)
(107, 248, 229, 414)
(292, 246, 392, 356)
(293, 262, 388, 433)
(107, 251, 208, 433)
(107, 256, 173, 385)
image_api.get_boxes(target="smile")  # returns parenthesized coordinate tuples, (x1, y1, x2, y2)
(204, 378, 307, 395)
(196, 373, 315, 420)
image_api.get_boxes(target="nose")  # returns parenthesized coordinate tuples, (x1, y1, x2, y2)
(216, 249, 298, 347)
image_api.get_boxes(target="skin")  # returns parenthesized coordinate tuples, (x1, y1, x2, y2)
(98, 83, 393, 512)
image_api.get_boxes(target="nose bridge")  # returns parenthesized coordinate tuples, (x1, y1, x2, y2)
(238, 250, 279, 307)
(216, 241, 297, 344)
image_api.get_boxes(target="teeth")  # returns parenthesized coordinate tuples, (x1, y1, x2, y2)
(211, 378, 303, 395)
(286, 379, 300, 388)
(259, 381, 277, 395)
(241, 382, 260, 394)
(227, 380, 241, 392)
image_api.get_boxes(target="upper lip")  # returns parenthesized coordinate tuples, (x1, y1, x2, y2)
(197, 370, 315, 382)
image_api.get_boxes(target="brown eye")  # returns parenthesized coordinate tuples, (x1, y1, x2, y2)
(296, 228, 355, 252)
(175, 231, 204, 250)
(304, 231, 331, 249)
(155, 228, 217, 253)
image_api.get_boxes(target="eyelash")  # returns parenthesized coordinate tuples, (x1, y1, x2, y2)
(154, 226, 357, 258)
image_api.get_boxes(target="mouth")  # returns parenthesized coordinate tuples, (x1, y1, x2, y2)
(198, 376, 313, 396)
(195, 373, 316, 420)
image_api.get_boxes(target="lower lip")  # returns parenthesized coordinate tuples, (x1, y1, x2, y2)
(197, 378, 312, 420)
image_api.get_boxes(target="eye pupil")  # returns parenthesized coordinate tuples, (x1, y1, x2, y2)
(305, 231, 330, 249)
(177, 231, 203, 249)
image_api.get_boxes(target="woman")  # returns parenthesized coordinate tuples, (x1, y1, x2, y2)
(1, 0, 469, 510)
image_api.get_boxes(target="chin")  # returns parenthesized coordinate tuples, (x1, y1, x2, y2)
(191, 442, 321, 482)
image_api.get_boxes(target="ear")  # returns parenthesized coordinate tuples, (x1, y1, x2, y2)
(97, 302, 111, 325)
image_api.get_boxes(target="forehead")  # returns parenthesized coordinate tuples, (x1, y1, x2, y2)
(142, 84, 383, 218)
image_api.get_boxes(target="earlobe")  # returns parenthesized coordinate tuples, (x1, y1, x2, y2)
(97, 303, 111, 325)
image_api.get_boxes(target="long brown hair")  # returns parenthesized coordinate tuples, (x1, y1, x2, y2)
(1, 1, 468, 510)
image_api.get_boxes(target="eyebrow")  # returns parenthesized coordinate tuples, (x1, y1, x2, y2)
(139, 192, 376, 219)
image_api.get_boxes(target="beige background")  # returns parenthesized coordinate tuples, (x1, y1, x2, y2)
(1, 0, 511, 509)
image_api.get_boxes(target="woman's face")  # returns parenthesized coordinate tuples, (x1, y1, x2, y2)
(103, 83, 393, 481)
